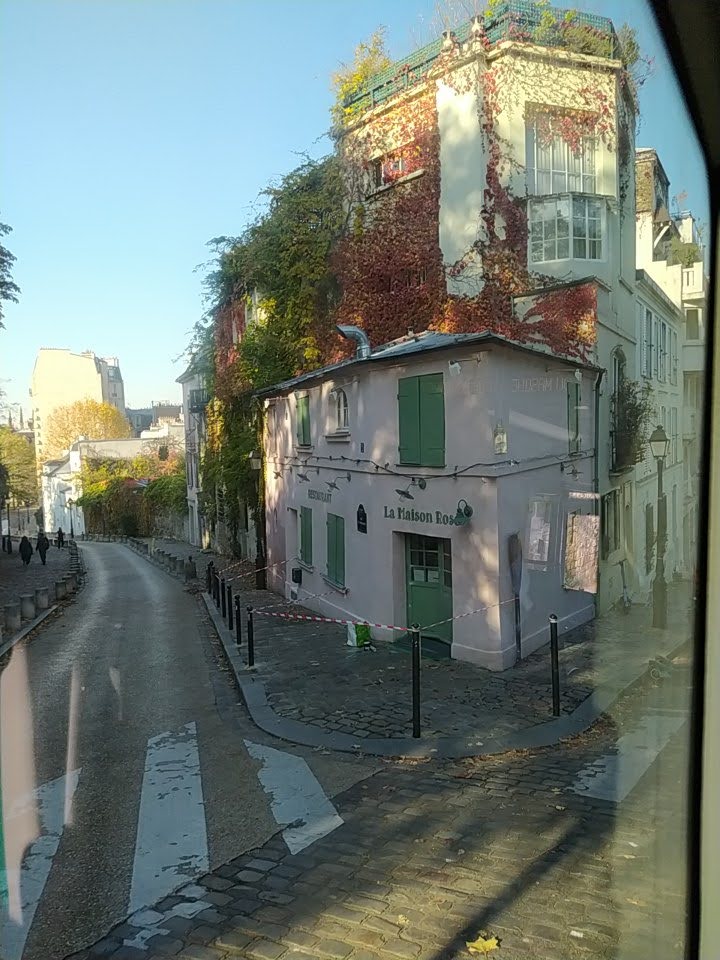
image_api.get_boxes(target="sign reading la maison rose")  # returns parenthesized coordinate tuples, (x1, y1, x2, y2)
(384, 505, 459, 526)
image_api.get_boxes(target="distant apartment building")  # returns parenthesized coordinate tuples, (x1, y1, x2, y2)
(177, 359, 208, 548)
(634, 148, 707, 582)
(30, 348, 126, 463)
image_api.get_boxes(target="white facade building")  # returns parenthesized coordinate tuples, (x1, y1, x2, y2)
(177, 360, 207, 547)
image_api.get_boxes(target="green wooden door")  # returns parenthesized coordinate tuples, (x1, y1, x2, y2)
(406, 534, 453, 648)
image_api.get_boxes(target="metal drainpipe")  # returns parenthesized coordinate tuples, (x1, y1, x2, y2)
(255, 405, 267, 590)
(594, 368, 605, 611)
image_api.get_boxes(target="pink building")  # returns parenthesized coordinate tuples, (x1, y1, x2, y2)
(260, 330, 599, 670)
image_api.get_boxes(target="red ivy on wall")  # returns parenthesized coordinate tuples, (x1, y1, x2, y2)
(330, 50, 600, 365)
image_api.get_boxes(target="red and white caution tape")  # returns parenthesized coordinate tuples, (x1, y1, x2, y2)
(252, 608, 409, 631)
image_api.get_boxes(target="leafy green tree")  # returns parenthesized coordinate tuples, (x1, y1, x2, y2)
(0, 220, 20, 327)
(0, 426, 37, 503)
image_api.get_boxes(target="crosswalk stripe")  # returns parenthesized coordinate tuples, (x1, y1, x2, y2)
(128, 722, 208, 914)
(571, 713, 687, 803)
(244, 740, 343, 854)
(0, 769, 81, 960)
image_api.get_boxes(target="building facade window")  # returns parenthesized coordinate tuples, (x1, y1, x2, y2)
(529, 196, 603, 263)
(296, 395, 310, 447)
(671, 330, 678, 384)
(525, 120, 597, 195)
(326, 513, 345, 587)
(686, 307, 700, 340)
(300, 506, 313, 566)
(642, 307, 653, 378)
(601, 489, 621, 558)
(672, 407, 679, 464)
(567, 381, 581, 453)
(331, 388, 349, 432)
(398, 373, 445, 466)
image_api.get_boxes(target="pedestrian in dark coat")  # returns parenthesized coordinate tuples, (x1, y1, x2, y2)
(19, 535, 33, 565)
(57, 527, 65, 548)
(37, 532, 50, 565)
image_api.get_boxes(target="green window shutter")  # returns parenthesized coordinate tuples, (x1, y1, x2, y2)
(296, 395, 310, 446)
(567, 382, 580, 454)
(300, 506, 312, 565)
(398, 377, 421, 464)
(419, 373, 445, 466)
(326, 513, 345, 586)
(335, 515, 345, 586)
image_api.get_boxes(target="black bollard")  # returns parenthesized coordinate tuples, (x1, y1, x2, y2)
(206, 560, 214, 594)
(549, 614, 560, 717)
(214, 572, 220, 608)
(247, 605, 255, 667)
(235, 595, 242, 647)
(411, 624, 421, 738)
(221, 577, 227, 618)
(227, 583, 233, 630)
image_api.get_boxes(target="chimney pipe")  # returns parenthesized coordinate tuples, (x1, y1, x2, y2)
(336, 325, 371, 359)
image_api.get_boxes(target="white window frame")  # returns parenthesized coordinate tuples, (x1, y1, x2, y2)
(333, 388, 349, 433)
(529, 195, 605, 264)
(526, 119, 597, 195)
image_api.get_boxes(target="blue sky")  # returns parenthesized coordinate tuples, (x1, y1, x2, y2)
(0, 0, 708, 412)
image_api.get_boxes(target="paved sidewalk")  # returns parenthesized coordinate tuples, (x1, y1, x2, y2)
(0, 538, 72, 609)
(68, 662, 692, 960)
(135, 538, 693, 754)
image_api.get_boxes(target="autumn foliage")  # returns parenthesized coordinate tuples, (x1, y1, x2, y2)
(45, 398, 131, 458)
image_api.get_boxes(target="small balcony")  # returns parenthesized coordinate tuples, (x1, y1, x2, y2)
(681, 262, 707, 301)
(188, 389, 209, 413)
(683, 340, 704, 373)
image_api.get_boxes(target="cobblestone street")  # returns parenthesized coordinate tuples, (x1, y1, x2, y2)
(68, 653, 691, 960)
(140, 538, 692, 748)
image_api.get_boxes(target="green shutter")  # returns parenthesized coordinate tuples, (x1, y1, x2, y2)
(326, 513, 345, 586)
(419, 374, 445, 466)
(296, 395, 310, 446)
(567, 382, 580, 454)
(300, 506, 312, 565)
(398, 377, 420, 464)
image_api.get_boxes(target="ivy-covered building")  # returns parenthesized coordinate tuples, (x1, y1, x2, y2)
(260, 329, 599, 670)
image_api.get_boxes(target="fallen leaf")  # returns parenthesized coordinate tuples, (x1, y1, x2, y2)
(398, 914, 409, 925)
(466, 933, 499, 954)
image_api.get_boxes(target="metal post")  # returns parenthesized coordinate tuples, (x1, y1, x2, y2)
(247, 605, 255, 667)
(220, 577, 226, 618)
(411, 624, 421, 738)
(549, 614, 560, 717)
(235, 596, 242, 647)
(206, 560, 213, 594)
(653, 455, 668, 629)
(227, 584, 233, 630)
(214, 572, 220, 609)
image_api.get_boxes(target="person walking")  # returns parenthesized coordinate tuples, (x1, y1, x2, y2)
(37, 531, 50, 565)
(19, 535, 33, 566)
(57, 527, 65, 549)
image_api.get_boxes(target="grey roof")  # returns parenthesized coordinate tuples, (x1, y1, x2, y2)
(256, 330, 601, 398)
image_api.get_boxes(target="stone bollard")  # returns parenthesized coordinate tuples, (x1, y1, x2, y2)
(4, 601, 21, 634)
(68, 572, 78, 590)
(64, 576, 76, 595)
(55, 579, 67, 600)
(173, 556, 183, 574)
(35, 586, 50, 611)
(20, 594, 36, 621)
(184, 557, 197, 582)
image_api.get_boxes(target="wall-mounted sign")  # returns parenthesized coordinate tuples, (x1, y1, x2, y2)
(357, 504, 367, 534)
(563, 513, 599, 593)
(383, 505, 460, 526)
(308, 489, 332, 503)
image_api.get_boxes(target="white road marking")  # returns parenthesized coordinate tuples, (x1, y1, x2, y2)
(571, 713, 687, 803)
(0, 769, 81, 960)
(244, 740, 343, 854)
(128, 722, 208, 914)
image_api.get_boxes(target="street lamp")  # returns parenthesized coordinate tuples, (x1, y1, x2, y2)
(67, 498, 75, 540)
(649, 424, 670, 628)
